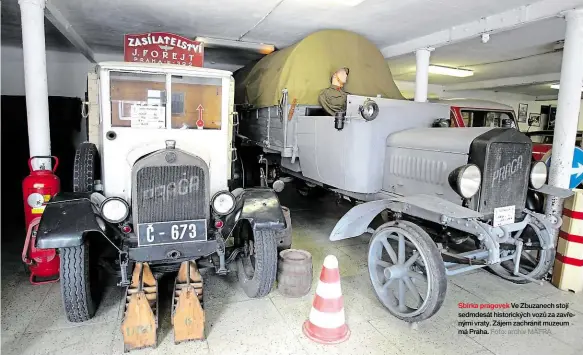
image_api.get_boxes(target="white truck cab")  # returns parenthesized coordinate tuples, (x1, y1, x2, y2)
(92, 62, 235, 202)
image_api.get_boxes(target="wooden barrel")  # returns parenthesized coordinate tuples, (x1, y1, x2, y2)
(277, 249, 313, 298)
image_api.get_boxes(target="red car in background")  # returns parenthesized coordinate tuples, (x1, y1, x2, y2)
(525, 130, 583, 161)
(430, 99, 583, 162)
(430, 98, 518, 128)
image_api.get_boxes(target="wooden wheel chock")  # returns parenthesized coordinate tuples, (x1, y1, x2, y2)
(121, 262, 158, 352)
(172, 260, 205, 344)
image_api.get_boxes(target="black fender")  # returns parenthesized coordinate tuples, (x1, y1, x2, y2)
(36, 192, 107, 249)
(224, 188, 287, 236)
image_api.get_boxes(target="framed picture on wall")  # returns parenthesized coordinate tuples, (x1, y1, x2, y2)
(518, 103, 528, 122)
(529, 113, 541, 127)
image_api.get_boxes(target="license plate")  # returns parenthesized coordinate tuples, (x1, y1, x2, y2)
(493, 206, 515, 227)
(137, 219, 207, 246)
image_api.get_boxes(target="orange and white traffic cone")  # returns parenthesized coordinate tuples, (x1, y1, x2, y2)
(303, 255, 350, 344)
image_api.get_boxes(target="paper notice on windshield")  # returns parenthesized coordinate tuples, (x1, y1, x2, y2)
(493, 205, 515, 227)
(130, 105, 165, 128)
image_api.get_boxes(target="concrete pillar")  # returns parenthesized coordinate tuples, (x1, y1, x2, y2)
(19, 0, 52, 170)
(545, 8, 583, 241)
(414, 47, 434, 102)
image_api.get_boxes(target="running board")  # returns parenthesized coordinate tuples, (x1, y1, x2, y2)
(172, 260, 205, 344)
(121, 262, 159, 352)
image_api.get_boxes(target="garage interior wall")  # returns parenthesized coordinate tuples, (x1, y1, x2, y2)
(395, 80, 583, 132)
(1, 45, 119, 98)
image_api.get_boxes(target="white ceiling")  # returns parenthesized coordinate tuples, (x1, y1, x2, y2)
(1, 0, 581, 99)
(387, 16, 569, 97)
(1, 0, 76, 51)
(2, 0, 541, 50)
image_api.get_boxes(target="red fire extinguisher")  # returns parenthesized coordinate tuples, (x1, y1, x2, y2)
(21, 156, 61, 285)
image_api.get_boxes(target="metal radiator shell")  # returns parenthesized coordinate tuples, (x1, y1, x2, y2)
(131, 148, 210, 225)
(469, 128, 532, 216)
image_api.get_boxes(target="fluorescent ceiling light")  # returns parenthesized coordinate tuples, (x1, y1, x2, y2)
(195, 37, 275, 54)
(428, 65, 474, 77)
(550, 84, 583, 91)
(334, 0, 366, 5)
(293, 0, 366, 6)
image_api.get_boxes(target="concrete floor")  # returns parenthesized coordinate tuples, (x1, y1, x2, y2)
(2, 190, 583, 355)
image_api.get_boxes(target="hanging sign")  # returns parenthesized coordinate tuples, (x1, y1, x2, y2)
(124, 32, 204, 67)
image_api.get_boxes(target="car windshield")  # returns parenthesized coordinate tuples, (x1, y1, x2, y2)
(460, 109, 516, 128)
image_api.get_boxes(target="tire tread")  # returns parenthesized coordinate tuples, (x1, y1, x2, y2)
(60, 244, 95, 322)
(238, 229, 277, 298)
(73, 142, 98, 193)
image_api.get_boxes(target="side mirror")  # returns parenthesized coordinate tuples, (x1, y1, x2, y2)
(432, 118, 451, 127)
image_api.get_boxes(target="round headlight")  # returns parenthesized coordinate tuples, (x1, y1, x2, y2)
(530, 161, 547, 189)
(448, 164, 482, 199)
(211, 191, 235, 215)
(100, 197, 129, 223)
(359, 99, 379, 121)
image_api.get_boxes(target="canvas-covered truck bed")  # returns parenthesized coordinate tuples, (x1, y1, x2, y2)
(235, 29, 450, 194)
(233, 29, 404, 107)
(237, 95, 450, 194)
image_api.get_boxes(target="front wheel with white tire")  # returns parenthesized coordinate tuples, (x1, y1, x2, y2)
(368, 220, 447, 323)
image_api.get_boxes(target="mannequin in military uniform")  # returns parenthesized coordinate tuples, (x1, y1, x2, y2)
(318, 67, 350, 115)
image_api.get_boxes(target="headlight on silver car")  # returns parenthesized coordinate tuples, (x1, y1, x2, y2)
(529, 161, 547, 189)
(449, 164, 482, 199)
(101, 197, 129, 223)
(212, 191, 235, 215)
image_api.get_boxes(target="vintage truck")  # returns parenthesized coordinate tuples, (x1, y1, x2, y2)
(33, 61, 290, 349)
(233, 29, 572, 322)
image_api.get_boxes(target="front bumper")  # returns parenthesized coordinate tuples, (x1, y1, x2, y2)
(128, 240, 218, 262)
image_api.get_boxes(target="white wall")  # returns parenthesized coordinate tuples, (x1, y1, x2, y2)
(2, 45, 99, 98)
(527, 99, 583, 131)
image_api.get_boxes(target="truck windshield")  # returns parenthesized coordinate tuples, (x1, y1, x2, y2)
(461, 110, 516, 128)
(170, 75, 222, 130)
(109, 72, 222, 130)
(110, 72, 167, 128)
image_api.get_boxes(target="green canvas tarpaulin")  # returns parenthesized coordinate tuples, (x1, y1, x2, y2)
(234, 29, 405, 107)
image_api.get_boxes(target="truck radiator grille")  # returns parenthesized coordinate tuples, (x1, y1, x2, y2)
(134, 165, 208, 224)
(477, 142, 530, 215)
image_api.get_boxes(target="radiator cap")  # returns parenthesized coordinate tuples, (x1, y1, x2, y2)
(165, 140, 176, 149)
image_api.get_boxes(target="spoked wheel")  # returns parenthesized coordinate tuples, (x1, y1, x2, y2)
(368, 220, 447, 323)
(237, 225, 277, 298)
(488, 223, 555, 283)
